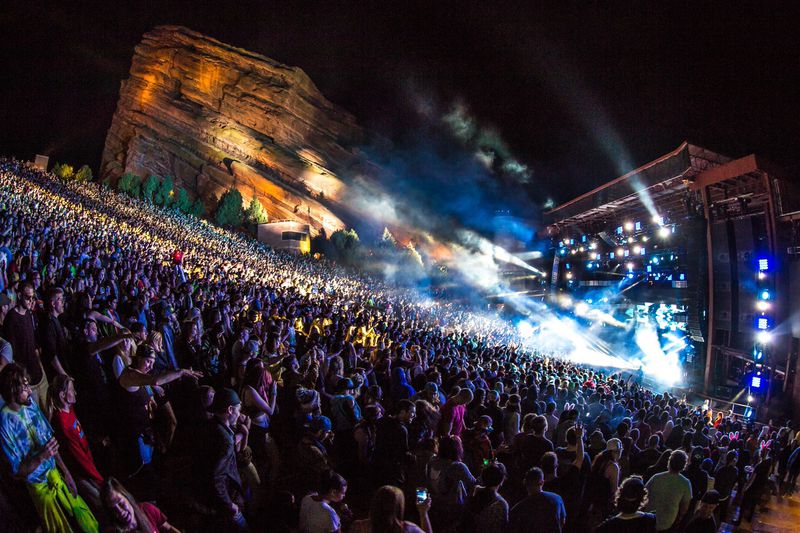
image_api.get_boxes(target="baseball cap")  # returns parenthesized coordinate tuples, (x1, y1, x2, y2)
(211, 388, 241, 412)
(309, 415, 332, 433)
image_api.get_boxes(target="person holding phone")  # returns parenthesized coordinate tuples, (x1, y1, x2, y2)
(350, 485, 432, 533)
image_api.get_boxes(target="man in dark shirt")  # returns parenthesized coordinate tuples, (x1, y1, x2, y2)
(545, 425, 585, 531)
(3, 282, 44, 409)
(373, 399, 415, 486)
(714, 450, 738, 523)
(202, 388, 248, 530)
(519, 415, 554, 471)
(38, 286, 70, 379)
(510, 467, 566, 533)
(636, 434, 662, 475)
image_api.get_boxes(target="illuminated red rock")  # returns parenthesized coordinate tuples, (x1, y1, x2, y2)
(101, 25, 366, 233)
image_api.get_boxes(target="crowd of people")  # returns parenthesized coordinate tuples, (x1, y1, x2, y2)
(0, 157, 799, 533)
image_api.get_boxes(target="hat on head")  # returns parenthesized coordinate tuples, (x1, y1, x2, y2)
(701, 490, 720, 505)
(211, 388, 241, 412)
(606, 438, 623, 452)
(309, 415, 332, 434)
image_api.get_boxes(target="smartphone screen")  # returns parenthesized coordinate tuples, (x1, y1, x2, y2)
(416, 488, 428, 503)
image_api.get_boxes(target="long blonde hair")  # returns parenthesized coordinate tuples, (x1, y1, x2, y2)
(47, 374, 74, 420)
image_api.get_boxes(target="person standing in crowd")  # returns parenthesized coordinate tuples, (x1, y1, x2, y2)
(596, 476, 656, 533)
(644, 450, 693, 532)
(374, 399, 416, 486)
(201, 388, 249, 530)
(0, 363, 98, 532)
(438, 388, 473, 438)
(46, 374, 104, 501)
(38, 287, 70, 379)
(298, 470, 348, 533)
(684, 490, 720, 533)
(509, 467, 566, 533)
(350, 485, 432, 533)
(3, 283, 46, 410)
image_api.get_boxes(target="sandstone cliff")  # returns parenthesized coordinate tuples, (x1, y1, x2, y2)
(101, 25, 367, 234)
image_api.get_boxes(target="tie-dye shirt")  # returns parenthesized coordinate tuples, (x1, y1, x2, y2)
(0, 402, 56, 484)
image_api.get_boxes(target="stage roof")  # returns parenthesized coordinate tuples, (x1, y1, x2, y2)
(545, 142, 730, 233)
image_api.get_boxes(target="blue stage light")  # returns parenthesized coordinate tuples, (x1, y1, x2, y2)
(635, 221, 642, 231)
(751, 376, 762, 389)
(679, 274, 685, 280)
(757, 317, 769, 330)
(760, 290, 770, 300)
(758, 258, 769, 271)
(616, 226, 623, 235)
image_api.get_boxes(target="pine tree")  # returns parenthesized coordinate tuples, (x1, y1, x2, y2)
(190, 199, 206, 217)
(215, 188, 244, 227)
(74, 165, 93, 182)
(245, 196, 268, 225)
(53, 163, 74, 179)
(155, 175, 175, 207)
(174, 187, 192, 213)
(142, 175, 160, 203)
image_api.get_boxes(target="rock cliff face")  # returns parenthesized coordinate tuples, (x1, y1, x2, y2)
(101, 25, 366, 234)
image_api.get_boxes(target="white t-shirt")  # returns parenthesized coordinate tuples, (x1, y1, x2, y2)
(299, 493, 340, 533)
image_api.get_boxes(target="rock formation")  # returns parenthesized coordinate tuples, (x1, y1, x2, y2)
(101, 25, 367, 234)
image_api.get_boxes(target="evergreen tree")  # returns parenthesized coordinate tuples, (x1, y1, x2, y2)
(245, 196, 268, 225)
(155, 175, 175, 207)
(215, 188, 244, 227)
(53, 163, 74, 179)
(189, 199, 206, 217)
(142, 175, 160, 203)
(330, 228, 361, 265)
(74, 165, 93, 182)
(117, 172, 139, 195)
(174, 187, 192, 213)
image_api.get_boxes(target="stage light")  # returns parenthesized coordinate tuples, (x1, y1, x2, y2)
(589, 242, 597, 250)
(566, 272, 573, 280)
(756, 301, 770, 311)
(633, 245, 641, 255)
(616, 247, 624, 256)
(747, 395, 755, 403)
(651, 257, 659, 265)
(635, 221, 642, 231)
(757, 317, 769, 330)
(751, 376, 762, 389)
(627, 237, 634, 244)
(563, 238, 570, 245)
(591, 252, 598, 260)
(758, 272, 766, 280)
(754, 349, 764, 362)
(652, 215, 664, 225)
(579, 247, 585, 252)
(760, 290, 770, 300)
(571, 249, 577, 255)
(626, 262, 634, 271)
(642, 236, 649, 242)
(624, 221, 634, 231)
(616, 226, 623, 235)
(756, 331, 772, 344)
(659, 226, 671, 238)
(758, 258, 769, 271)
(744, 406, 754, 419)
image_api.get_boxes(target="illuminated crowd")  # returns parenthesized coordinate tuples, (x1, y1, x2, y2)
(0, 157, 798, 533)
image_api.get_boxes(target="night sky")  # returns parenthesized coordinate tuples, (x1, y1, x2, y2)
(1, 2, 798, 204)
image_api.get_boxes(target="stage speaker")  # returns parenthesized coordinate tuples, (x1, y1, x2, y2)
(734, 218, 756, 337)
(712, 221, 732, 331)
